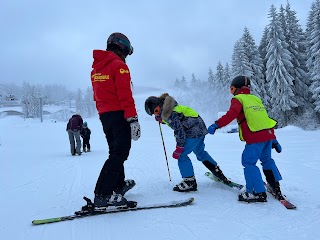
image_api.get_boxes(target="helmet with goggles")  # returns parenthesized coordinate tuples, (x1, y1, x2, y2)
(145, 96, 161, 116)
(107, 32, 133, 57)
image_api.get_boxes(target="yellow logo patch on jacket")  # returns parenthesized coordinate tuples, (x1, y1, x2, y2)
(91, 73, 109, 82)
(120, 68, 130, 74)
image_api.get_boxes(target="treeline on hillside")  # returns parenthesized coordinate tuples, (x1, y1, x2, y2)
(0, 82, 96, 120)
(173, 1, 320, 129)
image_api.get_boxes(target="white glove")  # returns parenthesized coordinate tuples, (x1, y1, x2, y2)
(126, 116, 141, 141)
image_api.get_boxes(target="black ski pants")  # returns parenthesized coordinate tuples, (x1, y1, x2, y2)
(82, 137, 90, 150)
(94, 111, 131, 196)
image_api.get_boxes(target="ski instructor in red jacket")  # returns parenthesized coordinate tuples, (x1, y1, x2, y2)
(90, 32, 140, 208)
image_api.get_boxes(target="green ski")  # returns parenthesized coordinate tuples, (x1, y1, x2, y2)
(205, 172, 244, 190)
(32, 197, 194, 225)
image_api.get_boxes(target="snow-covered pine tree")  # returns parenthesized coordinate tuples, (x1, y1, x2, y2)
(208, 68, 215, 88)
(189, 73, 202, 110)
(215, 62, 224, 91)
(21, 82, 31, 118)
(204, 67, 217, 113)
(21, 82, 42, 119)
(266, 4, 297, 126)
(306, 0, 320, 114)
(284, 3, 309, 116)
(223, 63, 232, 87)
(174, 78, 181, 88)
(240, 27, 268, 102)
(231, 40, 252, 79)
(43, 84, 71, 106)
(279, 5, 288, 39)
(193, 67, 218, 118)
(180, 75, 188, 90)
(215, 62, 229, 111)
(258, 26, 269, 75)
(28, 85, 39, 118)
(83, 87, 96, 117)
(258, 27, 269, 102)
(191, 73, 198, 88)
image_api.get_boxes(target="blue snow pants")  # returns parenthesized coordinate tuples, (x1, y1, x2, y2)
(242, 140, 282, 193)
(178, 136, 217, 178)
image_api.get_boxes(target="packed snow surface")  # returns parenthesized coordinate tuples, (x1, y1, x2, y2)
(1, 91, 319, 240)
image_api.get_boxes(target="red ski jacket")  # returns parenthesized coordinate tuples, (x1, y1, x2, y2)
(215, 87, 275, 144)
(91, 50, 137, 119)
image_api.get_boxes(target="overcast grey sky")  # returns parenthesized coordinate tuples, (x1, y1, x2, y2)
(0, 0, 314, 90)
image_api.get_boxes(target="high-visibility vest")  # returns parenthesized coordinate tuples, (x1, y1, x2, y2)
(173, 105, 198, 117)
(233, 94, 277, 141)
(162, 105, 198, 125)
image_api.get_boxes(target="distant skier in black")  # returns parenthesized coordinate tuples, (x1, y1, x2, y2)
(66, 113, 83, 155)
(80, 122, 91, 152)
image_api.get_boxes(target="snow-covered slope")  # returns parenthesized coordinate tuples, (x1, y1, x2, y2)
(0, 91, 319, 240)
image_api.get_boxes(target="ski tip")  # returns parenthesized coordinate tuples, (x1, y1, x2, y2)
(280, 200, 297, 209)
(32, 217, 62, 225)
(190, 197, 195, 203)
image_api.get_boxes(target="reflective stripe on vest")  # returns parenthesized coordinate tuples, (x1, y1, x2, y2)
(233, 94, 277, 141)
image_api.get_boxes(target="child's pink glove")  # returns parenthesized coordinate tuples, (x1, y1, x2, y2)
(172, 146, 184, 159)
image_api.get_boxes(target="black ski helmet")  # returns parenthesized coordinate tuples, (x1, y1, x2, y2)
(230, 75, 251, 89)
(107, 32, 133, 57)
(145, 96, 160, 116)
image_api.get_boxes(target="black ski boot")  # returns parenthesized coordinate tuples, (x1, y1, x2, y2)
(266, 182, 284, 200)
(238, 190, 267, 203)
(94, 193, 128, 208)
(81, 196, 95, 212)
(263, 169, 284, 200)
(115, 179, 136, 196)
(173, 176, 197, 192)
(203, 161, 230, 184)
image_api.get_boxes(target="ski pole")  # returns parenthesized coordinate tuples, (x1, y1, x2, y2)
(158, 122, 171, 181)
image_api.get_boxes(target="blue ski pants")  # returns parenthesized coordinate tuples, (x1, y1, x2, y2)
(242, 140, 282, 193)
(178, 136, 217, 178)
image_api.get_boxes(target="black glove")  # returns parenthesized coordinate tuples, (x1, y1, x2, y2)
(126, 116, 141, 141)
(272, 139, 282, 153)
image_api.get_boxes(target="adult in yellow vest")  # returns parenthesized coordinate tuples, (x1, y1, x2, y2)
(145, 93, 230, 192)
(208, 76, 284, 203)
